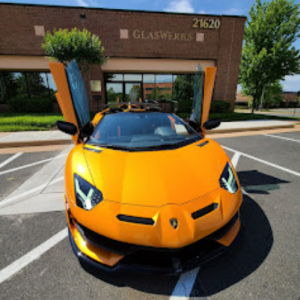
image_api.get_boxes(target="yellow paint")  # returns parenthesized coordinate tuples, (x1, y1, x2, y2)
(64, 137, 242, 266)
(49, 62, 79, 144)
(201, 67, 217, 136)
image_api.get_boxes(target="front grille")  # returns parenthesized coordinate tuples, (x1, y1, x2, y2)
(191, 203, 218, 220)
(76, 222, 138, 255)
(75, 212, 239, 259)
(121, 238, 222, 271)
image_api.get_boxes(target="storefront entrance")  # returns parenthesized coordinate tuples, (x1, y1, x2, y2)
(105, 73, 196, 104)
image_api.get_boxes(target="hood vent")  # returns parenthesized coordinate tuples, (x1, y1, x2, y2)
(197, 141, 209, 148)
(191, 203, 218, 220)
(117, 214, 155, 225)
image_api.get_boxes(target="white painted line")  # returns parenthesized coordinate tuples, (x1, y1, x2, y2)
(222, 145, 300, 178)
(169, 150, 243, 299)
(263, 134, 300, 144)
(0, 176, 64, 209)
(0, 228, 68, 284)
(0, 154, 67, 176)
(0, 152, 23, 169)
(231, 152, 241, 168)
(169, 267, 200, 300)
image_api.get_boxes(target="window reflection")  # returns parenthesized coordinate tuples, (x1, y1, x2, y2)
(105, 73, 198, 103)
(107, 74, 123, 81)
(106, 83, 123, 103)
(0, 71, 57, 103)
(155, 74, 172, 100)
(143, 74, 155, 101)
(27, 72, 49, 99)
(124, 74, 142, 81)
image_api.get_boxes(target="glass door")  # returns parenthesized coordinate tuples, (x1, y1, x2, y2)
(125, 82, 142, 102)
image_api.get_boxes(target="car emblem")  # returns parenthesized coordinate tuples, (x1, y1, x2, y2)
(170, 218, 179, 229)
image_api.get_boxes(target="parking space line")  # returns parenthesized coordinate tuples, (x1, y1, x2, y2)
(231, 152, 241, 168)
(263, 134, 300, 144)
(0, 228, 68, 284)
(0, 176, 64, 209)
(0, 154, 67, 176)
(222, 145, 300, 178)
(170, 150, 241, 300)
(0, 152, 23, 169)
(169, 267, 201, 300)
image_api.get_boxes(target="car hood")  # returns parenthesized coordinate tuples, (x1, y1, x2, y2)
(83, 140, 221, 207)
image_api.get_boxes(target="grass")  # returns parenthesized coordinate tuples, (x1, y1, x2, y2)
(0, 111, 299, 132)
(0, 113, 64, 132)
(177, 111, 300, 122)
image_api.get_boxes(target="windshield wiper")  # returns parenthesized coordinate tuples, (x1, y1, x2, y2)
(137, 138, 199, 151)
(96, 144, 132, 150)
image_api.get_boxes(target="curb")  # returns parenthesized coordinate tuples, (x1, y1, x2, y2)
(209, 123, 295, 134)
(0, 124, 297, 148)
(0, 139, 71, 148)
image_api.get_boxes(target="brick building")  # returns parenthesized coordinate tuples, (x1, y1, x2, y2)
(0, 2, 246, 112)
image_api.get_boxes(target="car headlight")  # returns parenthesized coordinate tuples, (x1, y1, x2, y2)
(74, 174, 103, 211)
(219, 162, 238, 194)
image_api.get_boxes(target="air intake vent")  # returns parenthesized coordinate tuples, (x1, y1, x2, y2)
(198, 141, 209, 147)
(117, 214, 155, 225)
(192, 203, 218, 220)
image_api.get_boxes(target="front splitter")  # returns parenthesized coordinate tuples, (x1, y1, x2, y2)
(68, 221, 243, 275)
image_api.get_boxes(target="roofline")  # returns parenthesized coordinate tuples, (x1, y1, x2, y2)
(0, 2, 247, 19)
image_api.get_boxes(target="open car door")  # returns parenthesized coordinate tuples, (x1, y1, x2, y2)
(190, 64, 217, 137)
(49, 60, 91, 144)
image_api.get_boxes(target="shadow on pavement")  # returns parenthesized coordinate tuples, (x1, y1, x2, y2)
(238, 170, 289, 194)
(191, 194, 273, 297)
(80, 194, 273, 297)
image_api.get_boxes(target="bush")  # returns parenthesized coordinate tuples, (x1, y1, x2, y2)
(210, 100, 230, 113)
(177, 99, 193, 113)
(8, 95, 52, 113)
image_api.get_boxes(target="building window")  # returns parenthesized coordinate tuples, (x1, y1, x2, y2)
(0, 71, 57, 104)
(105, 73, 197, 103)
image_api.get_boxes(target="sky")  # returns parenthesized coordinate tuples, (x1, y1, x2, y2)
(1, 0, 300, 92)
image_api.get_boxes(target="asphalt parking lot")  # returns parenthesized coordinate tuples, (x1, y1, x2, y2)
(0, 130, 300, 300)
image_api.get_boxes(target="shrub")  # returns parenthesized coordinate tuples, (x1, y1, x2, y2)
(177, 99, 193, 113)
(210, 100, 230, 113)
(8, 95, 52, 113)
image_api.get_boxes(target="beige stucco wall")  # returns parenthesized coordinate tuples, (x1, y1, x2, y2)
(0, 55, 51, 70)
(0, 56, 215, 73)
(101, 58, 215, 73)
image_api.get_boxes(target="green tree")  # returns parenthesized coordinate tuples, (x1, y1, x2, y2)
(173, 75, 195, 100)
(42, 28, 108, 76)
(240, 0, 300, 113)
(262, 81, 284, 108)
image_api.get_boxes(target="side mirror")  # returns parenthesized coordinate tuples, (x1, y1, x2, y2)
(56, 121, 77, 136)
(203, 119, 221, 130)
(188, 120, 201, 132)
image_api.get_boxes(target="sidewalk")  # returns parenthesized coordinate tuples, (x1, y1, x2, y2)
(0, 120, 297, 148)
(0, 131, 71, 148)
(210, 120, 296, 134)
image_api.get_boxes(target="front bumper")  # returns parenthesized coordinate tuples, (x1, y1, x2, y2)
(67, 209, 242, 275)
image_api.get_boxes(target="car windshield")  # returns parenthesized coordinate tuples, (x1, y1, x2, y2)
(88, 112, 201, 151)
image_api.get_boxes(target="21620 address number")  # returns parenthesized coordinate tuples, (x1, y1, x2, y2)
(192, 18, 221, 29)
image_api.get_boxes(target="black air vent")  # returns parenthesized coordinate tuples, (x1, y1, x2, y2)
(117, 214, 155, 225)
(80, 14, 86, 19)
(198, 141, 209, 148)
(192, 203, 218, 220)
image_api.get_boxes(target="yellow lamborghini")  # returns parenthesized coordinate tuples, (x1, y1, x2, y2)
(50, 60, 242, 275)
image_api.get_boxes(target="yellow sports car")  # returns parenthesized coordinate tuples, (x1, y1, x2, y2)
(50, 60, 242, 275)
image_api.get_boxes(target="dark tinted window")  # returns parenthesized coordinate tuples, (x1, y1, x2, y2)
(89, 112, 200, 150)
